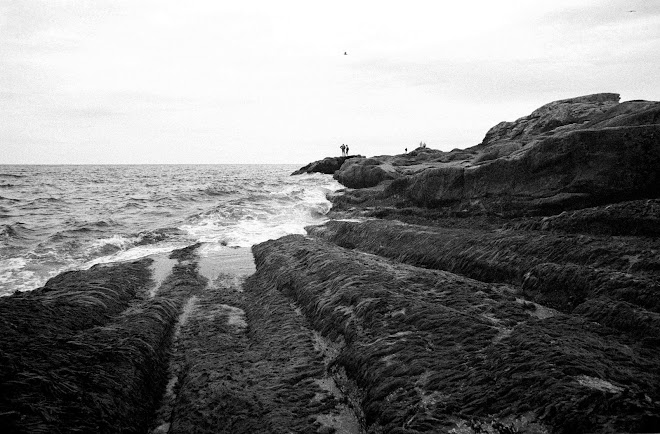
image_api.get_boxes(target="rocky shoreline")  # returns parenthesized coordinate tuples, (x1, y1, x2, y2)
(1, 93, 659, 433)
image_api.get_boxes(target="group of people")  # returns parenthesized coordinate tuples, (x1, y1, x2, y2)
(340, 144, 350, 156)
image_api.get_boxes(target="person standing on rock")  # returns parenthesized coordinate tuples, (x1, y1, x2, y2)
(346, 145, 350, 156)
(340, 144, 346, 156)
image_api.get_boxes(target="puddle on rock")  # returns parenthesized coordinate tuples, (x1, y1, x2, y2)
(148, 253, 178, 298)
(197, 245, 256, 288)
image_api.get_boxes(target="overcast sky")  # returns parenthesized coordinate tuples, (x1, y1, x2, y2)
(1, 0, 659, 164)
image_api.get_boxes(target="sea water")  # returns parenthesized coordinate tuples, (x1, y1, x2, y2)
(0, 164, 341, 296)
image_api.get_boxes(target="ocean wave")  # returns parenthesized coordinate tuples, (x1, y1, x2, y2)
(0, 173, 26, 179)
(48, 219, 117, 240)
(0, 257, 41, 295)
(23, 197, 65, 208)
(1, 224, 19, 239)
(200, 186, 240, 196)
(76, 227, 187, 260)
(180, 188, 335, 247)
(0, 165, 340, 295)
(0, 222, 32, 240)
(122, 202, 147, 209)
(134, 227, 186, 246)
(91, 220, 114, 228)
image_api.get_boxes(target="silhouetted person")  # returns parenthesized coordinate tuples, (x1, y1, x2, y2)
(346, 145, 349, 155)
(340, 144, 346, 156)
(405, 148, 408, 153)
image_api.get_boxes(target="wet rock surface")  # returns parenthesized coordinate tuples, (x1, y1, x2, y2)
(0, 244, 363, 434)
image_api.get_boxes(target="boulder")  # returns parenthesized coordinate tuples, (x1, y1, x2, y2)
(291, 155, 363, 175)
(478, 93, 621, 148)
(403, 125, 660, 214)
(333, 157, 400, 188)
(321, 93, 660, 216)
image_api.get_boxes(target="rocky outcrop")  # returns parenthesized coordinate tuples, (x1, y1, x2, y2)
(333, 157, 400, 188)
(252, 234, 660, 433)
(308, 219, 660, 316)
(297, 93, 660, 217)
(478, 93, 621, 147)
(401, 125, 660, 214)
(508, 199, 660, 237)
(287, 114, 660, 431)
(4, 93, 660, 434)
(0, 245, 360, 434)
(291, 155, 363, 175)
(0, 258, 180, 434)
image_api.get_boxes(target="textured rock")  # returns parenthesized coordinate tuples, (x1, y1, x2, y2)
(0, 244, 360, 434)
(402, 125, 660, 214)
(291, 155, 363, 175)
(507, 199, 660, 236)
(333, 157, 401, 188)
(310, 93, 660, 217)
(308, 219, 660, 316)
(163, 263, 354, 434)
(478, 93, 621, 148)
(5, 92, 660, 434)
(251, 234, 660, 433)
(0, 259, 180, 434)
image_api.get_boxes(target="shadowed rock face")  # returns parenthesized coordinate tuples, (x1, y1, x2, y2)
(402, 125, 660, 213)
(294, 93, 660, 216)
(291, 155, 363, 175)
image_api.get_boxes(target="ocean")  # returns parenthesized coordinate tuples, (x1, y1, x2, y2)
(0, 164, 341, 296)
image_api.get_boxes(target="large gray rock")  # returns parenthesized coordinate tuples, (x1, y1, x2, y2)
(478, 93, 621, 148)
(326, 93, 660, 216)
(290, 155, 363, 175)
(333, 157, 400, 188)
(403, 125, 660, 214)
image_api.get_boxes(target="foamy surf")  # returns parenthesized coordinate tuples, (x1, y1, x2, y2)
(0, 166, 341, 296)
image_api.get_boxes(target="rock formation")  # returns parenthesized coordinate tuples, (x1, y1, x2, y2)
(298, 93, 660, 217)
(291, 155, 363, 175)
(2, 93, 659, 433)
(253, 233, 660, 433)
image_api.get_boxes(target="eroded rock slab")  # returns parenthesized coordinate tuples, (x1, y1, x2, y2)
(0, 258, 184, 434)
(291, 155, 364, 176)
(252, 234, 660, 433)
(154, 246, 362, 434)
(295, 93, 660, 217)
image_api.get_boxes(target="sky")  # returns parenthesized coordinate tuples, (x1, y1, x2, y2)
(1, 0, 659, 164)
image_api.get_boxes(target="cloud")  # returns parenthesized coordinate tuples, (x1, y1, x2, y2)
(1, 1, 659, 163)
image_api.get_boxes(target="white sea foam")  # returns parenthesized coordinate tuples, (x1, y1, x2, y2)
(83, 243, 188, 269)
(88, 234, 140, 250)
(0, 165, 341, 295)
(179, 174, 341, 248)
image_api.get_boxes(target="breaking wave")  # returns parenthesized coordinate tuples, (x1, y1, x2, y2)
(0, 165, 341, 295)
